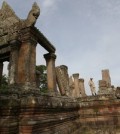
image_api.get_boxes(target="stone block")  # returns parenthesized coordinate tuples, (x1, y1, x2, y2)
(99, 80, 108, 88)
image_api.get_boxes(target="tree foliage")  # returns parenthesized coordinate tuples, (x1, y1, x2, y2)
(36, 65, 47, 92)
(0, 65, 48, 93)
(0, 74, 8, 92)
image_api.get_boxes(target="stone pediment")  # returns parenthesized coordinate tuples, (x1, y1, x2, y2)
(0, 1, 40, 47)
(0, 1, 19, 22)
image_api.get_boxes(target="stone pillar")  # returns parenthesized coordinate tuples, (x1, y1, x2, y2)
(0, 62, 3, 86)
(17, 38, 37, 87)
(73, 73, 79, 98)
(79, 78, 86, 97)
(36, 70, 41, 88)
(102, 69, 111, 88)
(60, 65, 69, 96)
(69, 76, 75, 97)
(44, 53, 57, 93)
(56, 65, 69, 96)
(99, 80, 108, 90)
(9, 40, 21, 85)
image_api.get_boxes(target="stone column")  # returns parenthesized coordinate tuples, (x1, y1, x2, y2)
(102, 69, 111, 88)
(56, 65, 69, 96)
(0, 62, 3, 86)
(99, 80, 108, 90)
(9, 40, 21, 85)
(79, 78, 86, 97)
(72, 73, 79, 98)
(60, 65, 69, 96)
(36, 70, 40, 88)
(17, 38, 37, 87)
(44, 53, 57, 93)
(69, 76, 75, 97)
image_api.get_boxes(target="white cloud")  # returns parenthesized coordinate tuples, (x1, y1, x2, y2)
(41, 0, 60, 15)
(43, 0, 56, 8)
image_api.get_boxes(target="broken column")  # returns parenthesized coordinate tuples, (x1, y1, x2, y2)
(69, 76, 75, 97)
(98, 69, 113, 94)
(0, 62, 3, 86)
(44, 53, 57, 93)
(102, 69, 111, 88)
(79, 78, 86, 97)
(56, 65, 69, 96)
(72, 73, 79, 98)
(98, 80, 108, 90)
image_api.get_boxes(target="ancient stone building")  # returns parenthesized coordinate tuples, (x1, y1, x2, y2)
(0, 2, 56, 92)
(0, 2, 120, 134)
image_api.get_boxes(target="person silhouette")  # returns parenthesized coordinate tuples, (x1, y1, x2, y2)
(88, 78, 96, 96)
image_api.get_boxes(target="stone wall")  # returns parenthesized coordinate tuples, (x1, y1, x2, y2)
(0, 92, 120, 134)
(77, 95, 120, 134)
(0, 92, 80, 134)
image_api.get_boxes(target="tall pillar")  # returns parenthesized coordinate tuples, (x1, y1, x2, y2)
(56, 65, 69, 96)
(73, 73, 79, 98)
(79, 78, 86, 97)
(102, 69, 111, 88)
(9, 40, 21, 85)
(0, 62, 3, 86)
(17, 38, 37, 87)
(60, 65, 69, 96)
(69, 76, 75, 97)
(44, 53, 57, 93)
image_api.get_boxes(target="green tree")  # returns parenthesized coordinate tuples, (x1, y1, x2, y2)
(0, 74, 8, 92)
(36, 65, 47, 92)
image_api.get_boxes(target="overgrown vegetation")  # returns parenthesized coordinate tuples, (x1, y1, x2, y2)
(36, 65, 48, 93)
(0, 65, 48, 93)
(0, 74, 9, 93)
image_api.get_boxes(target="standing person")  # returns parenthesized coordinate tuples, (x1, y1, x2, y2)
(88, 78, 96, 96)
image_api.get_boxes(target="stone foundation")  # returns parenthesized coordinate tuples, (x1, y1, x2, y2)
(0, 90, 120, 134)
(0, 91, 80, 134)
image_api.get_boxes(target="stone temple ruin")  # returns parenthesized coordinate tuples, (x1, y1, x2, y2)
(98, 69, 116, 95)
(0, 2, 120, 134)
(0, 2, 56, 93)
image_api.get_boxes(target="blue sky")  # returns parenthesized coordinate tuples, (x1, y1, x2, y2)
(1, 0, 120, 95)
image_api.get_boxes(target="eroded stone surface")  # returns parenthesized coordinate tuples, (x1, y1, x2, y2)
(0, 1, 40, 47)
(79, 78, 86, 97)
(0, 2, 56, 89)
(56, 65, 69, 96)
